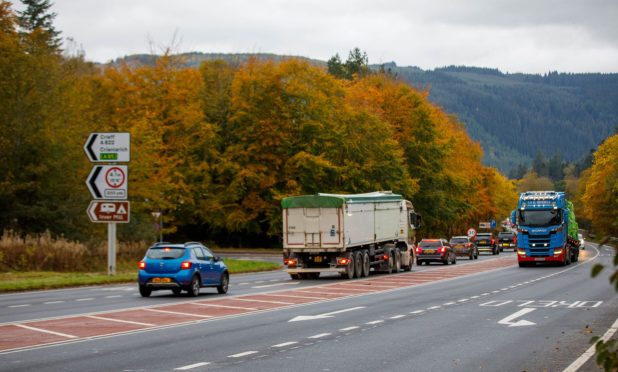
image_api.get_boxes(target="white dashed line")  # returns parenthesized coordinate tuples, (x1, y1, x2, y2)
(228, 351, 258, 358)
(308, 333, 331, 339)
(427, 306, 441, 310)
(458, 299, 469, 302)
(500, 288, 509, 291)
(390, 315, 406, 319)
(75, 298, 94, 302)
(339, 326, 360, 331)
(365, 320, 384, 325)
(105, 295, 123, 298)
(492, 290, 500, 293)
(443, 302, 456, 306)
(44, 301, 65, 304)
(481, 293, 490, 296)
(272, 341, 298, 348)
(9, 304, 31, 308)
(470, 296, 480, 299)
(410, 310, 424, 314)
(174, 362, 210, 370)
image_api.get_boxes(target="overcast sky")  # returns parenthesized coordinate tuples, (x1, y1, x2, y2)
(36, 0, 618, 73)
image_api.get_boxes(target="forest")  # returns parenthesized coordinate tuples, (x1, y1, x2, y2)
(1, 1, 616, 250)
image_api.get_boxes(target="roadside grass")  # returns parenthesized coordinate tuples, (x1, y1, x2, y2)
(0, 259, 281, 293)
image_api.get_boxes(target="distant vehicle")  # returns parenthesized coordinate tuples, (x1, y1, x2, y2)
(578, 233, 585, 250)
(449, 236, 478, 260)
(138, 242, 229, 297)
(475, 232, 498, 255)
(416, 239, 456, 265)
(497, 231, 517, 252)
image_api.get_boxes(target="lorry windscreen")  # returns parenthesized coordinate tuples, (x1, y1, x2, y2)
(519, 209, 562, 227)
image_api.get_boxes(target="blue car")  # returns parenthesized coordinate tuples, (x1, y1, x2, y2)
(138, 242, 229, 297)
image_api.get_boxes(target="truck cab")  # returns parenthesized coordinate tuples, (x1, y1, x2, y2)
(512, 191, 577, 267)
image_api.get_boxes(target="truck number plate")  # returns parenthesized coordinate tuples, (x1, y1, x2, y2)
(534, 258, 546, 261)
(314, 256, 322, 263)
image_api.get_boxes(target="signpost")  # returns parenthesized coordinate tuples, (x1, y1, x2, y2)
(84, 132, 130, 275)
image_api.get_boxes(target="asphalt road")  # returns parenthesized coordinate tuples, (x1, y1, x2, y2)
(1, 244, 616, 372)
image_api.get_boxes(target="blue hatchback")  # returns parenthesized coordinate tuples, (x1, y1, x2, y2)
(138, 242, 229, 297)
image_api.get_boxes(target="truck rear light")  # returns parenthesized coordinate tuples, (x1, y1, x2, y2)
(338, 258, 350, 265)
(180, 261, 192, 269)
(285, 258, 297, 266)
(138, 261, 146, 269)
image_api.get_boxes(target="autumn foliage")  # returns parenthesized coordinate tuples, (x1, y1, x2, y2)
(0, 4, 518, 246)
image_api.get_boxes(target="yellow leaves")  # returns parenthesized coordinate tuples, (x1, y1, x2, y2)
(582, 134, 618, 236)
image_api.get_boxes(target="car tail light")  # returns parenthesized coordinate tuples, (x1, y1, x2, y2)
(416, 247, 422, 254)
(180, 261, 192, 269)
(438, 247, 445, 253)
(138, 261, 146, 269)
(338, 258, 350, 265)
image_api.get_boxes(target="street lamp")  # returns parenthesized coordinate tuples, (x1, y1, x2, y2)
(152, 211, 162, 242)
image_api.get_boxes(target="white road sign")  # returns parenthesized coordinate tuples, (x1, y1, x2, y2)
(86, 165, 128, 199)
(84, 132, 130, 162)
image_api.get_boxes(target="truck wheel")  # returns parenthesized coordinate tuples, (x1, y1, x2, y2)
(343, 253, 355, 279)
(403, 255, 413, 272)
(386, 253, 394, 274)
(393, 249, 401, 273)
(289, 273, 301, 280)
(362, 250, 371, 277)
(354, 251, 363, 278)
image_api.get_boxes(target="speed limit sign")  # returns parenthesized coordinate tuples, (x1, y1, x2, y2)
(467, 228, 477, 238)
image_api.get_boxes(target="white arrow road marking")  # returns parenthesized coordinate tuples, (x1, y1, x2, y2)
(498, 308, 536, 327)
(288, 306, 365, 322)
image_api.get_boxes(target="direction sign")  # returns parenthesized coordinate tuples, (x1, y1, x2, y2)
(87, 201, 130, 223)
(84, 132, 130, 162)
(86, 165, 128, 199)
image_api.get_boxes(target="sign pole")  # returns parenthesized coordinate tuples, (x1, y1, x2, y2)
(108, 222, 117, 275)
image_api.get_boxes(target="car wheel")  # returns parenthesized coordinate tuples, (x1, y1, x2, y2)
(354, 251, 363, 278)
(452, 254, 457, 265)
(475, 251, 479, 259)
(171, 288, 182, 296)
(188, 275, 200, 297)
(469, 252, 474, 260)
(217, 272, 229, 294)
(442, 256, 449, 265)
(362, 250, 371, 277)
(139, 285, 151, 297)
(417, 259, 423, 266)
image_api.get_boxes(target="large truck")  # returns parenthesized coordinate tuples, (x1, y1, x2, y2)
(282, 191, 422, 279)
(512, 191, 580, 267)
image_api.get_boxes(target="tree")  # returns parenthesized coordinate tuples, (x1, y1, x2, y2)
(17, 0, 61, 50)
(326, 53, 346, 79)
(326, 48, 370, 80)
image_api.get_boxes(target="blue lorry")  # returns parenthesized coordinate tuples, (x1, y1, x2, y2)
(511, 191, 580, 267)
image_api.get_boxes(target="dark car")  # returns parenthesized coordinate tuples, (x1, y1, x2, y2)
(138, 242, 229, 297)
(497, 231, 517, 252)
(416, 239, 456, 265)
(449, 236, 478, 260)
(474, 233, 499, 255)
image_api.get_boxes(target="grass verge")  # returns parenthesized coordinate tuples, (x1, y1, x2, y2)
(0, 259, 281, 293)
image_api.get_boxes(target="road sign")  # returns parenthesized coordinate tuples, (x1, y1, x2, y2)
(84, 132, 130, 162)
(479, 221, 491, 229)
(86, 165, 128, 199)
(87, 201, 130, 223)
(467, 228, 477, 238)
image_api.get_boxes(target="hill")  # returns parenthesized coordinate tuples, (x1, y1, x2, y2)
(109, 54, 618, 175)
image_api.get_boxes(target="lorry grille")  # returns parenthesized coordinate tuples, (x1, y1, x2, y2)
(527, 234, 551, 255)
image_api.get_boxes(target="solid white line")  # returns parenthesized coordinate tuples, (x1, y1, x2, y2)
(228, 351, 258, 358)
(144, 308, 213, 318)
(563, 316, 618, 372)
(390, 315, 405, 319)
(75, 298, 94, 302)
(272, 341, 298, 348)
(87, 315, 154, 327)
(308, 333, 331, 339)
(339, 326, 359, 331)
(365, 320, 384, 325)
(44, 301, 65, 304)
(9, 304, 31, 308)
(15, 324, 78, 339)
(191, 303, 258, 311)
(234, 298, 293, 305)
(174, 362, 210, 370)
(253, 282, 299, 289)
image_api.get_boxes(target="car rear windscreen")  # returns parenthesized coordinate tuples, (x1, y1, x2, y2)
(419, 241, 441, 247)
(146, 247, 185, 259)
(498, 233, 513, 238)
(450, 238, 468, 244)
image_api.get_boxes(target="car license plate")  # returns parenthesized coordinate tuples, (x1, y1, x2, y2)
(502, 243, 509, 247)
(425, 249, 435, 254)
(534, 258, 546, 261)
(314, 256, 322, 263)
(152, 277, 171, 283)
(454, 244, 463, 248)
(480, 240, 487, 244)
